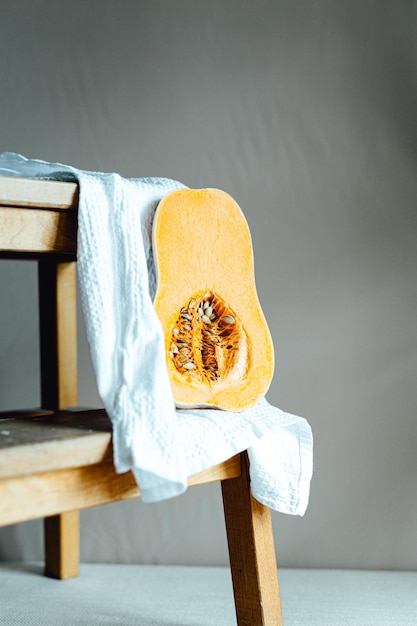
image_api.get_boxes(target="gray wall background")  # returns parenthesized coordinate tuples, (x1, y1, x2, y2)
(0, 1, 416, 570)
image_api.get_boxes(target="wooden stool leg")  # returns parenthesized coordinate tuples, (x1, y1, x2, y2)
(38, 261, 78, 411)
(221, 452, 283, 626)
(39, 262, 80, 579)
(44, 510, 80, 579)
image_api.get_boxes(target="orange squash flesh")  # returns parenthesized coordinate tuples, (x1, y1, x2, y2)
(152, 188, 274, 411)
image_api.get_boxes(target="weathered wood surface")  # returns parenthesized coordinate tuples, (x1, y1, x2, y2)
(0, 410, 113, 478)
(0, 408, 242, 527)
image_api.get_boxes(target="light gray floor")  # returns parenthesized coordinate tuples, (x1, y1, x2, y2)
(0, 563, 416, 625)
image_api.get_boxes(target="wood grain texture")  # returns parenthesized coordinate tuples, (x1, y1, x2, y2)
(0, 446, 241, 527)
(0, 177, 77, 256)
(221, 452, 283, 626)
(0, 411, 113, 478)
(0, 176, 78, 209)
(0, 206, 77, 254)
(0, 409, 241, 482)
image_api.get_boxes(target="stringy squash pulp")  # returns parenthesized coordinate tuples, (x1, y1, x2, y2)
(152, 188, 274, 411)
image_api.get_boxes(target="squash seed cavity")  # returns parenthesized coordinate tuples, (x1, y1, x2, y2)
(169, 291, 250, 385)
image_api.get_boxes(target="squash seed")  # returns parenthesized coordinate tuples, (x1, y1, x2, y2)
(170, 290, 249, 384)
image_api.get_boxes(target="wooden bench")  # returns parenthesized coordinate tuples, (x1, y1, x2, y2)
(0, 175, 283, 625)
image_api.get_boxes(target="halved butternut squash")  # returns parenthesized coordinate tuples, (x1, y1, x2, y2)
(152, 188, 274, 411)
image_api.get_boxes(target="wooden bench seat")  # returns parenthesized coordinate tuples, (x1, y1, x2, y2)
(0, 407, 241, 527)
(0, 175, 283, 625)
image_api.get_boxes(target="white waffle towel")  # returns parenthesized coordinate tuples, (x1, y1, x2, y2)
(0, 152, 312, 514)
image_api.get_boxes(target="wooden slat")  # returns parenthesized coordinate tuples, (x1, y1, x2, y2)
(0, 408, 242, 481)
(0, 176, 78, 209)
(0, 206, 77, 254)
(0, 430, 113, 479)
(0, 410, 112, 478)
(0, 453, 241, 527)
(188, 455, 241, 487)
(0, 408, 55, 419)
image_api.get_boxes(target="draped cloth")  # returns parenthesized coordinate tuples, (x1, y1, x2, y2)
(0, 152, 312, 513)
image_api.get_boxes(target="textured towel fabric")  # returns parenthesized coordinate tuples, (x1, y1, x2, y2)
(0, 152, 313, 513)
